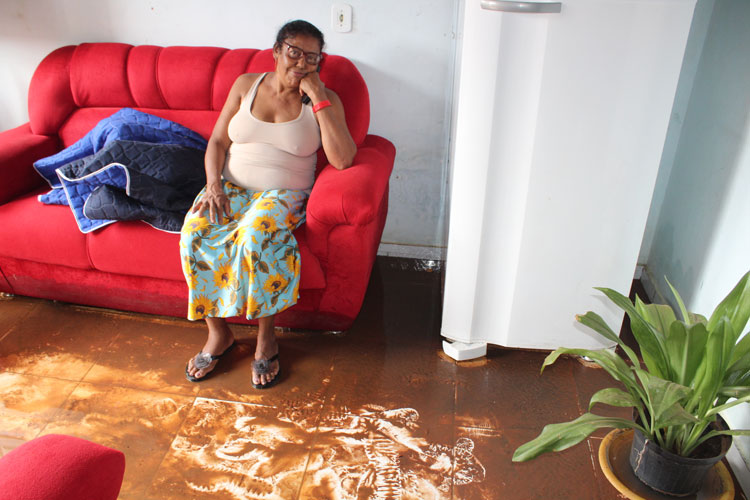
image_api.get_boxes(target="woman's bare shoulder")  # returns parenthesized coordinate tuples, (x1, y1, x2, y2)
(230, 73, 267, 100)
(233, 73, 263, 93)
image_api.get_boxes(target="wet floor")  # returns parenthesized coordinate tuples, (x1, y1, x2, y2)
(0, 257, 745, 499)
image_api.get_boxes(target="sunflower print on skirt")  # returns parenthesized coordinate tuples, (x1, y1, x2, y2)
(179, 180, 308, 321)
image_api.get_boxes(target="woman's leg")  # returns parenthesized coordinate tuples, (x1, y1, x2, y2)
(186, 317, 236, 380)
(253, 315, 279, 386)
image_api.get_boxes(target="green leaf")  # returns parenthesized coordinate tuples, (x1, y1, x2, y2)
(728, 333, 750, 372)
(543, 348, 637, 393)
(691, 319, 730, 415)
(687, 428, 750, 456)
(667, 277, 691, 324)
(689, 313, 708, 326)
(706, 429, 750, 438)
(655, 402, 699, 428)
(195, 260, 211, 271)
(707, 392, 750, 415)
(257, 261, 270, 274)
(634, 369, 691, 423)
(718, 387, 750, 398)
(665, 321, 707, 386)
(589, 388, 637, 410)
(576, 311, 640, 367)
(597, 287, 669, 379)
(512, 413, 640, 462)
(635, 297, 676, 337)
(708, 271, 750, 343)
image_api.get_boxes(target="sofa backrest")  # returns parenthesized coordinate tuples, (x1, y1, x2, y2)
(28, 43, 370, 148)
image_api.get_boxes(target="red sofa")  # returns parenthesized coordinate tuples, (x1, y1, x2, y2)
(0, 43, 395, 331)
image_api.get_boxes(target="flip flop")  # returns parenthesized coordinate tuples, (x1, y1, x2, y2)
(252, 353, 281, 389)
(185, 341, 236, 382)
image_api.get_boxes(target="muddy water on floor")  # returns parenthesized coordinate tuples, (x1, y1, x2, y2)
(150, 399, 484, 500)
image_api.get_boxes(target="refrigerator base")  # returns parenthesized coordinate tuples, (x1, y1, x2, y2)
(442, 340, 487, 361)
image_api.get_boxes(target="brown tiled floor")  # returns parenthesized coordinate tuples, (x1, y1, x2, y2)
(0, 258, 746, 499)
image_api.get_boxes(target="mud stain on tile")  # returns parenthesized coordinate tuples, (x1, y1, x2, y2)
(148, 398, 319, 500)
(84, 362, 200, 395)
(300, 405, 483, 500)
(82, 325, 207, 395)
(0, 305, 119, 380)
(40, 383, 193, 498)
(1, 351, 100, 381)
(0, 372, 78, 444)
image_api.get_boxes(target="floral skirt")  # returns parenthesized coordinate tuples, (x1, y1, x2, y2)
(179, 180, 309, 321)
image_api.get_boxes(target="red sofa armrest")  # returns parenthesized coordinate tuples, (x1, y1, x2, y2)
(307, 134, 395, 227)
(0, 123, 58, 204)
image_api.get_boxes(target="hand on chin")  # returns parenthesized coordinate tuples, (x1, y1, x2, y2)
(288, 70, 306, 87)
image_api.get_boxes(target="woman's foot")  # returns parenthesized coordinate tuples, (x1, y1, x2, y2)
(186, 320, 235, 381)
(252, 339, 280, 388)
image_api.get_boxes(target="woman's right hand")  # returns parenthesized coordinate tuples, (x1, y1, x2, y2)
(193, 182, 231, 224)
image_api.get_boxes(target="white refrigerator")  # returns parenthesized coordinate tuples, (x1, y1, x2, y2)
(441, 0, 697, 359)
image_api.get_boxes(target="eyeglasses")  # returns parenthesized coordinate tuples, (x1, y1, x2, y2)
(283, 42, 322, 65)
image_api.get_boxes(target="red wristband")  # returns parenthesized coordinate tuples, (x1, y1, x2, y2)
(312, 100, 332, 113)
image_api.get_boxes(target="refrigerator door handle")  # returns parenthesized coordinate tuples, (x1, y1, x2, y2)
(480, 0, 562, 14)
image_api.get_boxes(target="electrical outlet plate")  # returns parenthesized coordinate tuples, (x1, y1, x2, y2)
(331, 3, 352, 33)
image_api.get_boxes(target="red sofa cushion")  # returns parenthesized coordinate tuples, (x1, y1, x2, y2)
(70, 43, 136, 109)
(0, 434, 125, 500)
(0, 189, 91, 269)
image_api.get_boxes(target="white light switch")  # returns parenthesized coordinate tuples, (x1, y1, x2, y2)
(331, 3, 352, 33)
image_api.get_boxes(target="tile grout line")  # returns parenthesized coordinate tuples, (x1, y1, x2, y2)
(77, 322, 127, 383)
(139, 394, 199, 498)
(292, 351, 340, 500)
(0, 298, 40, 344)
(33, 375, 85, 442)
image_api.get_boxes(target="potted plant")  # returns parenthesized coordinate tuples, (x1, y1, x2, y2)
(512, 271, 750, 496)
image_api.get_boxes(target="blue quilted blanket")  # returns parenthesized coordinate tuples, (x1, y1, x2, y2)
(54, 139, 206, 233)
(35, 108, 206, 191)
(34, 108, 208, 233)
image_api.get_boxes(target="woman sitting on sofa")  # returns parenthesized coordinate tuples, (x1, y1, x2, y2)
(181, 20, 356, 389)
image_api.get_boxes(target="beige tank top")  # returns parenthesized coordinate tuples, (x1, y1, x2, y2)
(222, 73, 321, 192)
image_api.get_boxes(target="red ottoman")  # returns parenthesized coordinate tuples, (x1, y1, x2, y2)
(0, 434, 125, 500)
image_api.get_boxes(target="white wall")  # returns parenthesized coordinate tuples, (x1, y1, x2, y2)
(0, 0, 458, 257)
(643, 0, 750, 489)
(644, 0, 750, 307)
(637, 0, 715, 267)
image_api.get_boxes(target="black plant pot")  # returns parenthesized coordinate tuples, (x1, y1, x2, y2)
(629, 416, 732, 497)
